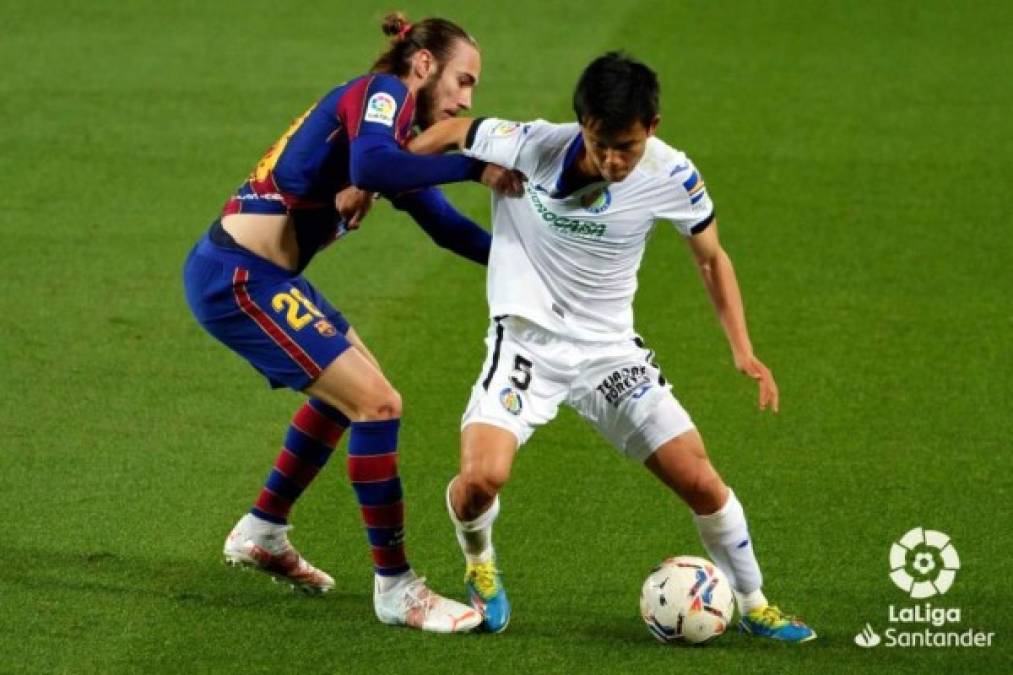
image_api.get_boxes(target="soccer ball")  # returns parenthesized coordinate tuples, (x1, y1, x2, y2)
(640, 556, 735, 645)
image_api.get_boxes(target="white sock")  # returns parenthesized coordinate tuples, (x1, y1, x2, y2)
(375, 569, 415, 594)
(693, 489, 767, 613)
(446, 479, 500, 565)
(736, 588, 768, 614)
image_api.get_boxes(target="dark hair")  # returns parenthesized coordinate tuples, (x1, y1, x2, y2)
(372, 12, 477, 76)
(573, 52, 660, 133)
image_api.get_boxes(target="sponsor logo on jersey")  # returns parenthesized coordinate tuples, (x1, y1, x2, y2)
(499, 387, 523, 415)
(580, 187, 612, 214)
(234, 191, 285, 202)
(491, 121, 521, 137)
(596, 365, 651, 407)
(364, 92, 397, 126)
(526, 184, 607, 240)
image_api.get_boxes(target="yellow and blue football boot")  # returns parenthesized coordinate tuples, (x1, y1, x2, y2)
(739, 605, 816, 642)
(465, 560, 511, 633)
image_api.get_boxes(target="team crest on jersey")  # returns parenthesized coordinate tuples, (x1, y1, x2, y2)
(364, 92, 397, 126)
(314, 319, 337, 337)
(499, 387, 523, 415)
(581, 187, 612, 214)
(491, 121, 521, 137)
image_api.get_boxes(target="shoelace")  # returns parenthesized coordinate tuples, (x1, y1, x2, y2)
(757, 605, 801, 626)
(468, 563, 500, 598)
(400, 577, 436, 614)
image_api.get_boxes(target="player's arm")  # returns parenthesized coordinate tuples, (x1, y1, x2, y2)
(345, 75, 506, 195)
(413, 117, 561, 181)
(686, 223, 779, 413)
(661, 158, 778, 412)
(409, 117, 523, 195)
(351, 132, 482, 195)
(408, 118, 474, 155)
(389, 187, 490, 265)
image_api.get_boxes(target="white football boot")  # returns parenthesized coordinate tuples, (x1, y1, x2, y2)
(373, 572, 482, 633)
(223, 513, 334, 595)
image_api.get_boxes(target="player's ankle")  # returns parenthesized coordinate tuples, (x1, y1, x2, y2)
(736, 589, 768, 614)
(375, 569, 415, 594)
(465, 549, 494, 566)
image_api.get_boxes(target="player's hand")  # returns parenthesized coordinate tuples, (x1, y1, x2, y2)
(735, 353, 779, 413)
(335, 186, 377, 230)
(480, 164, 525, 197)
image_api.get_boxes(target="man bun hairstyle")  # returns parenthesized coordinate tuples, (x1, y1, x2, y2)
(380, 12, 412, 39)
(573, 52, 660, 133)
(373, 12, 478, 76)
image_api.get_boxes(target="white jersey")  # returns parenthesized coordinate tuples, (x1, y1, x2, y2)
(463, 119, 715, 342)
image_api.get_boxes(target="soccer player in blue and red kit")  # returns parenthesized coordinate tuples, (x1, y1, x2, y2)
(182, 13, 521, 633)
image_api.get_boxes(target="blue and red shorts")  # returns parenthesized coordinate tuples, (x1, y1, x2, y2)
(183, 231, 352, 390)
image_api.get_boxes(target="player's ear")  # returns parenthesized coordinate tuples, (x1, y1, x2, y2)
(412, 48, 436, 80)
(647, 115, 661, 137)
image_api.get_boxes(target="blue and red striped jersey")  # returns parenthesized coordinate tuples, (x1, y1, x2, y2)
(222, 73, 417, 261)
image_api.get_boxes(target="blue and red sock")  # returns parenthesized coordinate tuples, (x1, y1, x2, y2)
(251, 398, 349, 524)
(347, 419, 410, 577)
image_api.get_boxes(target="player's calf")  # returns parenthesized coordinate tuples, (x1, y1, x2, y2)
(454, 422, 517, 519)
(251, 398, 348, 525)
(645, 429, 728, 515)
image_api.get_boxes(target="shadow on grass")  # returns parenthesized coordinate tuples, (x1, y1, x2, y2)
(0, 545, 369, 616)
(562, 609, 834, 654)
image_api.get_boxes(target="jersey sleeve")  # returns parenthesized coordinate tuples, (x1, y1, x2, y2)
(340, 74, 410, 141)
(462, 118, 565, 177)
(344, 75, 484, 194)
(654, 157, 716, 237)
(389, 188, 491, 265)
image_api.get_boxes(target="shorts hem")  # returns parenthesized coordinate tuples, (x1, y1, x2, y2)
(281, 338, 353, 392)
(461, 416, 526, 448)
(629, 421, 697, 463)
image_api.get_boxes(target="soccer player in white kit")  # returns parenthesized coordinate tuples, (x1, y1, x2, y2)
(410, 52, 815, 642)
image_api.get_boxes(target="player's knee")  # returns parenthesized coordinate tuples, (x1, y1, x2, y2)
(459, 463, 510, 504)
(354, 383, 403, 421)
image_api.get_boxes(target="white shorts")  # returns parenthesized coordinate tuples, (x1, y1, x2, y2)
(461, 316, 695, 461)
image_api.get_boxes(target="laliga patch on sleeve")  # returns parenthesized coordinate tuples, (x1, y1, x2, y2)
(364, 92, 397, 126)
(491, 121, 521, 137)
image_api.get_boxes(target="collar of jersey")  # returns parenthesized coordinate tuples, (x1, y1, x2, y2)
(550, 133, 607, 199)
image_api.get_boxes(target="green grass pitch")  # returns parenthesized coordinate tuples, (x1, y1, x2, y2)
(2, 1, 1010, 672)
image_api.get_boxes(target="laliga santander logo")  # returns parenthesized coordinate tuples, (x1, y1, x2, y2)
(854, 527, 993, 649)
(889, 527, 960, 599)
(370, 95, 394, 117)
(364, 93, 397, 126)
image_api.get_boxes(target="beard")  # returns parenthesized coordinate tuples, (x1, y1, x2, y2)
(413, 66, 444, 130)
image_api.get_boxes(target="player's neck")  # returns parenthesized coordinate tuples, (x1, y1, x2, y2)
(568, 148, 605, 188)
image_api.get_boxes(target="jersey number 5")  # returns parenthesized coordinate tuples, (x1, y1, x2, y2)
(509, 355, 533, 391)
(272, 288, 325, 330)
